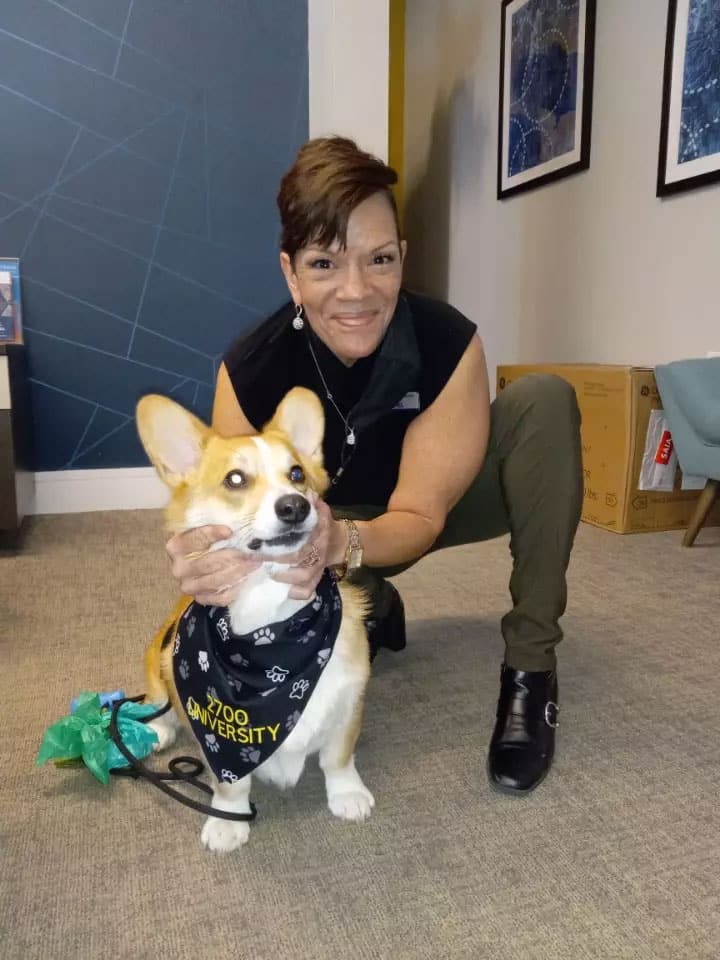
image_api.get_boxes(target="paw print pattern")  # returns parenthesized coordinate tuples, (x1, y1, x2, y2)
(186, 615, 197, 638)
(226, 676, 242, 693)
(311, 594, 323, 612)
(198, 650, 210, 672)
(221, 768, 239, 783)
(178, 659, 190, 680)
(205, 734, 220, 753)
(285, 710, 301, 733)
(239, 746, 261, 765)
(206, 686, 218, 702)
(253, 627, 275, 645)
(173, 634, 181, 655)
(297, 628, 315, 646)
(289, 679, 310, 701)
(288, 615, 311, 636)
(265, 665, 289, 684)
(229, 653, 249, 668)
(316, 648, 331, 668)
(216, 617, 229, 642)
(333, 592, 342, 612)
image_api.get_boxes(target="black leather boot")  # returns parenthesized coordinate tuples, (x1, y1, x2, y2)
(364, 581, 406, 662)
(487, 663, 559, 794)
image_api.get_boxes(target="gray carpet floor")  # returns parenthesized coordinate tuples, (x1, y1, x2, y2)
(1, 510, 719, 960)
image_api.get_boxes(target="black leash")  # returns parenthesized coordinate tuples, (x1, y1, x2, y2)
(108, 695, 257, 822)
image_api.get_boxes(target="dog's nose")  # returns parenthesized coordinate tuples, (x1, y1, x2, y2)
(274, 494, 310, 525)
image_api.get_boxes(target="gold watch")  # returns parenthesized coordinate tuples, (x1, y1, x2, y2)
(334, 519, 363, 581)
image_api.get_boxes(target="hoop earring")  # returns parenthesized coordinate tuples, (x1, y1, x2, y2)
(292, 303, 304, 331)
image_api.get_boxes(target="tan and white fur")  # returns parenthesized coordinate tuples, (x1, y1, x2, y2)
(136, 387, 372, 853)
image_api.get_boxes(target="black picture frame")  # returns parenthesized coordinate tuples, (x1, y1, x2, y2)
(657, 0, 720, 197)
(0, 258, 23, 345)
(497, 0, 597, 200)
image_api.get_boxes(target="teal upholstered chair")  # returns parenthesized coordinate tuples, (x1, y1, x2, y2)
(654, 357, 720, 546)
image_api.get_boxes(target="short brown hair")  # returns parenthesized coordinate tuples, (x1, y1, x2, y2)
(277, 136, 400, 260)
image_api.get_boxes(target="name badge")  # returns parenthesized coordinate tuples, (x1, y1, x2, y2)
(393, 391, 420, 412)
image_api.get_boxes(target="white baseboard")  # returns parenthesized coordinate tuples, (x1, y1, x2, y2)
(32, 467, 168, 514)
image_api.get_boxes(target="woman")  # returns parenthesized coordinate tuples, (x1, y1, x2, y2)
(167, 137, 583, 795)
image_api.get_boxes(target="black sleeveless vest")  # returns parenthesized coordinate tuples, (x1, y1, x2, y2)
(224, 290, 476, 508)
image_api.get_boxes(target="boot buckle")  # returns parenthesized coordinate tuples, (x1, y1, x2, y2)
(544, 701, 560, 728)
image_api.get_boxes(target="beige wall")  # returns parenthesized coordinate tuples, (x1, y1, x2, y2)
(308, 0, 390, 161)
(403, 0, 720, 386)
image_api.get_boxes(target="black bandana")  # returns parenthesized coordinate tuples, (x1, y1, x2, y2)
(173, 572, 342, 783)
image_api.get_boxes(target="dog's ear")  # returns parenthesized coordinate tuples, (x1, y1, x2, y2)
(136, 395, 210, 488)
(266, 387, 325, 464)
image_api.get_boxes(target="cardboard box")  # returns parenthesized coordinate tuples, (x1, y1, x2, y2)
(496, 363, 720, 534)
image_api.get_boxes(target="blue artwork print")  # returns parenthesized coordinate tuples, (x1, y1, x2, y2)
(508, 0, 581, 177)
(679, 0, 720, 164)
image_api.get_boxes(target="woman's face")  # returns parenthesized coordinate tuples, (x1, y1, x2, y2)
(280, 192, 406, 365)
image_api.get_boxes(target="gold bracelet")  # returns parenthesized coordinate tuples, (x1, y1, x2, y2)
(333, 518, 363, 581)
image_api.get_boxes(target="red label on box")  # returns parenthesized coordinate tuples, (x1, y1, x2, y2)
(655, 431, 674, 465)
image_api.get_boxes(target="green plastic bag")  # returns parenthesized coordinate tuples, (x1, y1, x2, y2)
(36, 693, 159, 784)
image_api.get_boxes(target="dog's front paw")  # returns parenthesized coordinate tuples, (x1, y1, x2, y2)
(148, 718, 177, 753)
(328, 785, 375, 823)
(200, 817, 250, 853)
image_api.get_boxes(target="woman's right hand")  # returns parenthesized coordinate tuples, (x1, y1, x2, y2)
(165, 525, 262, 606)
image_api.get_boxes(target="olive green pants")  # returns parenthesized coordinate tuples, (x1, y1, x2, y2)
(334, 374, 583, 671)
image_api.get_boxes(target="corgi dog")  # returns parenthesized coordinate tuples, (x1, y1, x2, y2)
(136, 387, 373, 853)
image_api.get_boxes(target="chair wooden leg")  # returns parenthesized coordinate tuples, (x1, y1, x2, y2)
(682, 479, 720, 547)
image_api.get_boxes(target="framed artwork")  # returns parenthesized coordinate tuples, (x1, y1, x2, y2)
(0, 258, 23, 344)
(497, 0, 597, 200)
(657, 0, 720, 197)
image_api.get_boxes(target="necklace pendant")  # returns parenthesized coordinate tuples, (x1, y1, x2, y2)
(346, 429, 356, 446)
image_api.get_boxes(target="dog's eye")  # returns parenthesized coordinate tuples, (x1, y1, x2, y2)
(289, 464, 305, 484)
(223, 470, 246, 490)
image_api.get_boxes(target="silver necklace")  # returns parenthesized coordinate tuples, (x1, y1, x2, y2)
(305, 335, 357, 446)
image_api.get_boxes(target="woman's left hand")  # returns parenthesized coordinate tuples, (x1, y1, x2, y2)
(270, 495, 344, 600)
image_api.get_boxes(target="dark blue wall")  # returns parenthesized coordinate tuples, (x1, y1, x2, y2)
(0, 0, 308, 469)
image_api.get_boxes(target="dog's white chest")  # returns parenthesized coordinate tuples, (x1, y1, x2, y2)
(226, 565, 305, 636)
(253, 642, 366, 790)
